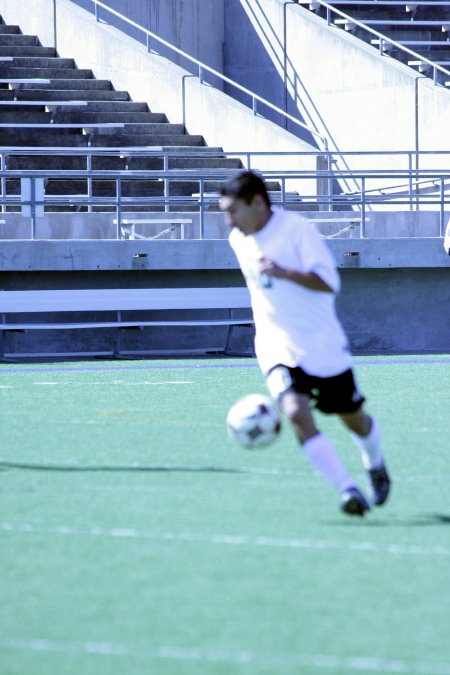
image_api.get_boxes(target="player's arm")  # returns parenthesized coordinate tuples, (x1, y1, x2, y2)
(259, 257, 333, 292)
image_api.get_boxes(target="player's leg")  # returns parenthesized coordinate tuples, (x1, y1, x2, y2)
(281, 391, 370, 516)
(267, 366, 369, 516)
(339, 408, 391, 506)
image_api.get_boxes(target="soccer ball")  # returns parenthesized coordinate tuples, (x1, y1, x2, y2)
(226, 394, 281, 449)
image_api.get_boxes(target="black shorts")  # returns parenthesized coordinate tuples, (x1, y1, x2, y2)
(266, 364, 365, 414)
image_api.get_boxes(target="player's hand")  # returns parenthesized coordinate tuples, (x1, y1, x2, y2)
(259, 257, 286, 279)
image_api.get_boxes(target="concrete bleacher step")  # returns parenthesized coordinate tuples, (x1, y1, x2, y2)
(14, 89, 131, 101)
(90, 133, 206, 146)
(49, 114, 181, 129)
(6, 152, 243, 172)
(0, 46, 56, 57)
(0, 56, 76, 68)
(337, 9, 450, 21)
(7, 155, 129, 171)
(0, 101, 158, 114)
(369, 28, 448, 41)
(373, 40, 450, 52)
(42, 178, 248, 198)
(0, 66, 95, 79)
(0, 110, 50, 122)
(93, 123, 187, 134)
(43, 179, 170, 197)
(67, 100, 150, 113)
(398, 49, 450, 61)
(0, 34, 38, 46)
(0, 25, 21, 34)
(0, 129, 87, 145)
(52, 111, 168, 123)
(130, 156, 243, 170)
(0, 128, 206, 146)
(15, 79, 116, 90)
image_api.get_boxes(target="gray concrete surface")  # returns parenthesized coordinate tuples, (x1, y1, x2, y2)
(0, 238, 448, 356)
(0, 237, 449, 271)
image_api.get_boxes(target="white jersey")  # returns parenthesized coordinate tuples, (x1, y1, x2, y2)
(229, 208, 353, 377)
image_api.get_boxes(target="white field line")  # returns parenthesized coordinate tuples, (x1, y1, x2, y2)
(31, 380, 193, 386)
(1, 522, 449, 557)
(1, 638, 450, 673)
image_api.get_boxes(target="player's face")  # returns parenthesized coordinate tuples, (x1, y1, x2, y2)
(220, 195, 266, 235)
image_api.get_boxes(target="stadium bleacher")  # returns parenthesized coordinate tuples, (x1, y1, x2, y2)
(0, 17, 246, 213)
(298, 0, 450, 85)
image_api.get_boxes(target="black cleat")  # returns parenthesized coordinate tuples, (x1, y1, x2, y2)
(368, 464, 391, 506)
(340, 487, 370, 517)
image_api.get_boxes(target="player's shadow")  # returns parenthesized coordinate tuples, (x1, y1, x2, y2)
(323, 514, 450, 527)
(0, 461, 251, 474)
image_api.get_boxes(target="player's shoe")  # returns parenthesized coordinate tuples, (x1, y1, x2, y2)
(368, 464, 391, 506)
(340, 486, 370, 517)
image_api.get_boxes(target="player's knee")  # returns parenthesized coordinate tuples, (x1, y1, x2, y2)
(280, 393, 316, 438)
(281, 393, 304, 420)
(340, 409, 372, 436)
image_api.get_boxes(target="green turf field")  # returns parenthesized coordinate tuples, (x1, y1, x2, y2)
(0, 356, 449, 675)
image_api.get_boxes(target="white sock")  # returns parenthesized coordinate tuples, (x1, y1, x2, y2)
(303, 433, 355, 493)
(351, 417, 383, 470)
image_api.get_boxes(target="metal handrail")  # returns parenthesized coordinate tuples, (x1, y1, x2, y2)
(2, 157, 449, 239)
(306, 0, 450, 84)
(64, 0, 329, 150)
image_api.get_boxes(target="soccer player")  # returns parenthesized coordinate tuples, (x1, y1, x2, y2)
(220, 171, 391, 516)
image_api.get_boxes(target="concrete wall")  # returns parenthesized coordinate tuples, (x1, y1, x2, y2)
(232, 0, 450, 166)
(0, 238, 449, 355)
(1, 238, 448, 271)
(69, 0, 226, 76)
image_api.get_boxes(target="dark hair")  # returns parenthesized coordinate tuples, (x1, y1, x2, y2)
(220, 170, 271, 208)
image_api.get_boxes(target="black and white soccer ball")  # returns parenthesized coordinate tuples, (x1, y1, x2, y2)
(226, 394, 281, 449)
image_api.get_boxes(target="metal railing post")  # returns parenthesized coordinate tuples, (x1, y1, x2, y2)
(116, 177, 121, 239)
(0, 153, 5, 214)
(407, 151, 413, 211)
(53, 0, 57, 51)
(316, 154, 329, 212)
(87, 152, 93, 213)
(360, 177, 366, 238)
(163, 154, 170, 213)
(199, 177, 205, 239)
(439, 177, 445, 236)
(31, 177, 36, 240)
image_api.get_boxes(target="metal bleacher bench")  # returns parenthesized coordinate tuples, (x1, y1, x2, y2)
(309, 216, 367, 238)
(0, 287, 253, 358)
(112, 218, 192, 240)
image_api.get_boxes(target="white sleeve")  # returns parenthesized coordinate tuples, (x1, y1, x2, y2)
(297, 222, 341, 292)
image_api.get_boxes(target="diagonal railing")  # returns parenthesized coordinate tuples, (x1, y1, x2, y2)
(62, 0, 329, 151)
(300, 0, 450, 85)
